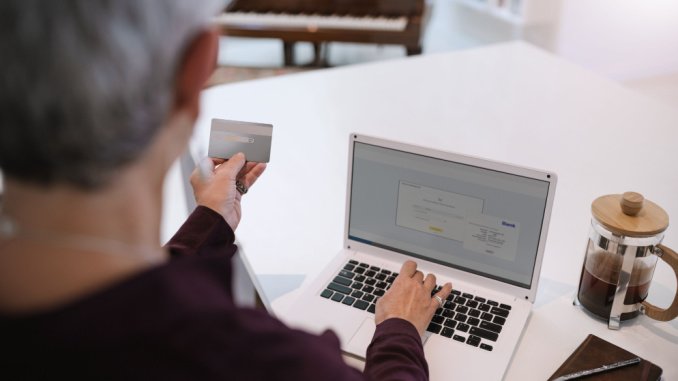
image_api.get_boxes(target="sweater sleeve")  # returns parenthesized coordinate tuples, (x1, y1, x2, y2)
(165, 205, 237, 258)
(165, 206, 429, 381)
(364, 318, 429, 381)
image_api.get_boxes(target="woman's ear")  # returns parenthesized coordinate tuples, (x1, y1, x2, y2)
(172, 28, 219, 119)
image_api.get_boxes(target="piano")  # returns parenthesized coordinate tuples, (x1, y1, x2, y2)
(215, 0, 426, 66)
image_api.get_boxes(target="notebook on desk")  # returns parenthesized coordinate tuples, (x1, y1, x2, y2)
(548, 334, 663, 380)
(282, 133, 557, 380)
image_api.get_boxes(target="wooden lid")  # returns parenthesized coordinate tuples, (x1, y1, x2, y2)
(592, 192, 669, 236)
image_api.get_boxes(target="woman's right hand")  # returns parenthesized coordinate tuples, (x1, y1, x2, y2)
(375, 261, 452, 336)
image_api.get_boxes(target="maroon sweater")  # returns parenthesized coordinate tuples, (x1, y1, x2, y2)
(0, 206, 428, 380)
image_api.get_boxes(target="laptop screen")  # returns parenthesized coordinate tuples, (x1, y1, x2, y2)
(347, 141, 551, 289)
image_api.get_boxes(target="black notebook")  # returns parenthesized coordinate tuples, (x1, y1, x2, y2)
(548, 334, 662, 381)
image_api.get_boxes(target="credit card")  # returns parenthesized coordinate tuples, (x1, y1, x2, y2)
(208, 118, 273, 163)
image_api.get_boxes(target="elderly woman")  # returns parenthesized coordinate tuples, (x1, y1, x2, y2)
(0, 1, 451, 379)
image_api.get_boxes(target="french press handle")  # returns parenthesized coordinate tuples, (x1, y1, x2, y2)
(642, 244, 678, 321)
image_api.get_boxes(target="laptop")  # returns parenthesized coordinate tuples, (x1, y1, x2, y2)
(281, 133, 557, 380)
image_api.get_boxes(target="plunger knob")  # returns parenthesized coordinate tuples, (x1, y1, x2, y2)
(620, 191, 644, 216)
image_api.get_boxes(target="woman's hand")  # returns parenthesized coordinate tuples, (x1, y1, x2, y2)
(375, 260, 453, 336)
(190, 152, 266, 230)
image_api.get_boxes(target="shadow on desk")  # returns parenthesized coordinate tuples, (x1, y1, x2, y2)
(257, 274, 306, 313)
(534, 278, 574, 309)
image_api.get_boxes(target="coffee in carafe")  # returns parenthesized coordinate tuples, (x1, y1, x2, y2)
(576, 192, 678, 329)
(578, 242, 655, 320)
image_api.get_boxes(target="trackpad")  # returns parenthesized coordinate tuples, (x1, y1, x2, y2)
(345, 317, 376, 359)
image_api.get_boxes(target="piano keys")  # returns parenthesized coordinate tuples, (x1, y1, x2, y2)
(215, 13, 409, 32)
(215, 0, 426, 66)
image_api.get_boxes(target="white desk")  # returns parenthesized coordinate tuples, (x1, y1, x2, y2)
(163, 42, 678, 380)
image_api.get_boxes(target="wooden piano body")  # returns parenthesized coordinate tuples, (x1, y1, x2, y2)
(216, 0, 426, 65)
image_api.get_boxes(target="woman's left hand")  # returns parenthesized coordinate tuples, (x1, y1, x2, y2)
(190, 152, 267, 230)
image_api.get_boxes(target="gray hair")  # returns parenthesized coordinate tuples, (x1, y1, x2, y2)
(0, 0, 223, 189)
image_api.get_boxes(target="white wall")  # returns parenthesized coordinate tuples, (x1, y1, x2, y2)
(556, 0, 678, 80)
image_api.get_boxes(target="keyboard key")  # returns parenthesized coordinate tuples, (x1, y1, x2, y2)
(351, 282, 364, 290)
(454, 313, 468, 323)
(457, 323, 470, 333)
(376, 281, 388, 289)
(362, 285, 375, 293)
(455, 305, 469, 314)
(351, 290, 364, 299)
(442, 309, 455, 318)
(373, 289, 385, 297)
(435, 308, 443, 315)
(466, 335, 481, 347)
(393, 272, 399, 277)
(453, 335, 465, 342)
(381, 269, 392, 275)
(328, 282, 352, 295)
(478, 303, 491, 312)
(426, 322, 442, 334)
(493, 316, 507, 326)
(375, 273, 387, 281)
(365, 270, 376, 277)
(444, 301, 455, 309)
(339, 270, 355, 279)
(480, 343, 493, 351)
(481, 312, 494, 321)
(331, 293, 344, 302)
(369, 265, 381, 271)
(362, 294, 375, 303)
(348, 260, 358, 265)
(342, 296, 356, 306)
(454, 296, 467, 305)
(368, 304, 376, 313)
(443, 319, 457, 328)
(441, 327, 454, 338)
(353, 300, 369, 310)
(462, 293, 474, 299)
(487, 300, 499, 307)
(354, 275, 366, 282)
(474, 296, 486, 303)
(446, 294, 456, 301)
(386, 276, 396, 284)
(365, 278, 377, 286)
(467, 317, 480, 326)
(358, 263, 369, 268)
(344, 264, 356, 271)
(354, 267, 366, 274)
(468, 309, 481, 318)
(481, 321, 503, 333)
(491, 307, 510, 318)
(500, 303, 512, 310)
(451, 289, 461, 296)
(431, 315, 445, 324)
(320, 289, 333, 298)
(466, 300, 479, 309)
(333, 276, 352, 286)
(469, 327, 499, 342)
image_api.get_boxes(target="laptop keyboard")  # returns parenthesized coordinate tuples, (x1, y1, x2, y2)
(320, 260, 512, 352)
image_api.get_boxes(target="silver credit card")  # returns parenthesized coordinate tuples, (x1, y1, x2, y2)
(208, 118, 273, 163)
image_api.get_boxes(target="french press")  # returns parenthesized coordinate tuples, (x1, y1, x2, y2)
(577, 191, 678, 329)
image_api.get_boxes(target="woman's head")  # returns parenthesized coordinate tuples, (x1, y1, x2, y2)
(0, 0, 223, 189)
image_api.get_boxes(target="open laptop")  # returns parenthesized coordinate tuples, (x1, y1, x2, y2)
(282, 133, 557, 380)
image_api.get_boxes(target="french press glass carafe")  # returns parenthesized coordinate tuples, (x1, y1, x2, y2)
(577, 192, 678, 329)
